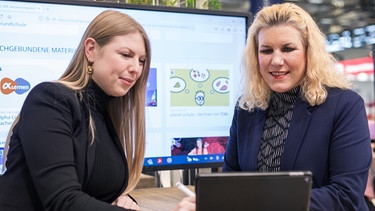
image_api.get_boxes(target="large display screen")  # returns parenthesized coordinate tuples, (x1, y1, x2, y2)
(0, 0, 249, 171)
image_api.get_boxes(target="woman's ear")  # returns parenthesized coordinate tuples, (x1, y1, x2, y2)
(85, 37, 96, 62)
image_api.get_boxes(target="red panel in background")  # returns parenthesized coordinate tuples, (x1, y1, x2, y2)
(337, 57, 374, 76)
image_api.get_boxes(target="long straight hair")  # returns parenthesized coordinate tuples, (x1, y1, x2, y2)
(3, 10, 151, 194)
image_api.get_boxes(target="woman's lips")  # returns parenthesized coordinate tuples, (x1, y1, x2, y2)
(270, 71, 287, 76)
(120, 77, 134, 86)
(270, 71, 288, 79)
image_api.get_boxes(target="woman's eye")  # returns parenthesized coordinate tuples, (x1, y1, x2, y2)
(282, 47, 294, 52)
(139, 59, 145, 66)
(122, 53, 132, 58)
(259, 49, 273, 54)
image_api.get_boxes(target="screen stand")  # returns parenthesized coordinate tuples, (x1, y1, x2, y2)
(182, 167, 219, 185)
(183, 169, 196, 185)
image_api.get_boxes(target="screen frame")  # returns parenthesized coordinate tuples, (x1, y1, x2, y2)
(17, 0, 252, 18)
(1, 0, 251, 172)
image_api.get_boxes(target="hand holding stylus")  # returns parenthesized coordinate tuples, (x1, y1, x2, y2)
(176, 182, 195, 196)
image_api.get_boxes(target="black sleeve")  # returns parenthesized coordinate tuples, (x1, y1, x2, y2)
(18, 82, 131, 211)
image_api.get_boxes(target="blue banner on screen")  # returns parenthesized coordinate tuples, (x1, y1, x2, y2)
(144, 154, 224, 167)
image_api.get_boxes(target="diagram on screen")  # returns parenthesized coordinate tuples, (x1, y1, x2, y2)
(170, 68, 229, 106)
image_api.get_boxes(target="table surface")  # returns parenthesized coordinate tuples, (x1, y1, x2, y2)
(131, 186, 194, 211)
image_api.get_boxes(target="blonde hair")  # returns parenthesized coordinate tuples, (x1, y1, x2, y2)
(3, 10, 151, 194)
(240, 3, 350, 111)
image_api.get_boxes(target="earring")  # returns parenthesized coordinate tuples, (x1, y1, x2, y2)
(87, 64, 93, 74)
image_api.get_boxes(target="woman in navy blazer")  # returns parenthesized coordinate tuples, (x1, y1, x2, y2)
(222, 3, 372, 211)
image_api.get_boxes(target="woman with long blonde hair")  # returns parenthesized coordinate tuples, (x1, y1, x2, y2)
(0, 10, 150, 210)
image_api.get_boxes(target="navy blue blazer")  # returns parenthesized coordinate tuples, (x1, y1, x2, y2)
(223, 88, 372, 210)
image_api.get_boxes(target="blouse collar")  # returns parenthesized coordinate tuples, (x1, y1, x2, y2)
(84, 79, 114, 112)
(272, 86, 300, 105)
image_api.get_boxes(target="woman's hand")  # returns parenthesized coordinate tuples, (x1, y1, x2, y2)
(112, 194, 140, 210)
(174, 196, 196, 211)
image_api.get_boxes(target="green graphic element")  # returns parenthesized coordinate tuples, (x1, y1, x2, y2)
(170, 68, 229, 106)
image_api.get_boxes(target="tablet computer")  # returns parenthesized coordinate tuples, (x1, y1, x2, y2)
(195, 171, 312, 211)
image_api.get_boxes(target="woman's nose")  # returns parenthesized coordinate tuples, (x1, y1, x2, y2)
(129, 58, 142, 74)
(271, 54, 284, 66)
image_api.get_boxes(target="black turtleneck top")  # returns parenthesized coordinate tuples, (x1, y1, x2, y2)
(0, 81, 130, 211)
(82, 81, 127, 201)
(257, 86, 300, 172)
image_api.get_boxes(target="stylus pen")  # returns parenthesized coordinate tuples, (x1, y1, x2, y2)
(176, 182, 196, 197)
